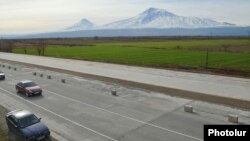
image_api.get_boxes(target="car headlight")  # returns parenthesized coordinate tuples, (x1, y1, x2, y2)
(44, 129, 50, 135)
(26, 135, 36, 141)
(26, 89, 32, 93)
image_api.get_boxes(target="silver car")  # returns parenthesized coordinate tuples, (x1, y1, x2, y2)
(0, 71, 5, 80)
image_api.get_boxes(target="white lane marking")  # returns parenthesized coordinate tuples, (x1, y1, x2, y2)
(0, 87, 118, 141)
(45, 89, 203, 141)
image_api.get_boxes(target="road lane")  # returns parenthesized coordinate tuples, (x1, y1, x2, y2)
(0, 89, 113, 141)
(0, 70, 203, 141)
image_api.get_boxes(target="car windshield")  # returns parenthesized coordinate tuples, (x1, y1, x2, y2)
(19, 114, 40, 128)
(23, 82, 37, 87)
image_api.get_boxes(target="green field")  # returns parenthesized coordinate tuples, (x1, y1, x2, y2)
(13, 39, 250, 72)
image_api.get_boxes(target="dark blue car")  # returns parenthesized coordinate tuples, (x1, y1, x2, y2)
(6, 110, 50, 141)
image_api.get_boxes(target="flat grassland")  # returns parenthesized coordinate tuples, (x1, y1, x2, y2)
(13, 39, 250, 73)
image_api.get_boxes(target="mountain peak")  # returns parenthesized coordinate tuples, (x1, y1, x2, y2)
(79, 18, 92, 23)
(144, 8, 160, 12)
(66, 18, 94, 30)
(142, 8, 176, 17)
(134, 8, 176, 25)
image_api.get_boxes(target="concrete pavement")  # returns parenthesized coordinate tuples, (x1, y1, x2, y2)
(0, 52, 250, 109)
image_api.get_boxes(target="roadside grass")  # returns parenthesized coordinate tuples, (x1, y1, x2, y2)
(0, 109, 8, 141)
(12, 39, 250, 72)
(0, 130, 8, 141)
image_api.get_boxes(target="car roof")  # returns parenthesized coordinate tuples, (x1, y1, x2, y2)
(7, 110, 33, 119)
(20, 80, 33, 84)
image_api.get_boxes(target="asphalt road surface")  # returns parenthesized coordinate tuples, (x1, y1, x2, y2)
(0, 62, 250, 141)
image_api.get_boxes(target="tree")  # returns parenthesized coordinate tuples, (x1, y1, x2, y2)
(37, 47, 42, 55)
(37, 39, 46, 56)
(0, 39, 14, 52)
(23, 47, 27, 54)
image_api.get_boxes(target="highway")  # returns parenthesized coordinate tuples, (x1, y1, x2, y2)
(0, 52, 250, 106)
(0, 62, 250, 141)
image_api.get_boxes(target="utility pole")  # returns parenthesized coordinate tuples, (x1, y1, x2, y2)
(248, 31, 250, 41)
(205, 48, 209, 69)
(210, 32, 213, 39)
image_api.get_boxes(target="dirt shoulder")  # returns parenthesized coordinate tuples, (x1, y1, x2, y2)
(0, 106, 9, 141)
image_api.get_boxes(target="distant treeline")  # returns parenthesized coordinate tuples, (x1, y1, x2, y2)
(0, 39, 46, 56)
(0, 40, 14, 52)
(2, 36, 250, 46)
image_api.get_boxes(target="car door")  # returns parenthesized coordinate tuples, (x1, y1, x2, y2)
(18, 83, 25, 93)
(7, 115, 24, 140)
(7, 115, 19, 134)
(16, 83, 22, 93)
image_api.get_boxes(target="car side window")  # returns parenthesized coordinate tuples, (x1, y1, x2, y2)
(8, 116, 19, 127)
(18, 83, 23, 88)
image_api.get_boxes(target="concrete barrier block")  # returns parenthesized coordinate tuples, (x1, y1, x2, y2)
(228, 114, 238, 123)
(111, 90, 118, 96)
(61, 79, 66, 83)
(47, 75, 52, 79)
(184, 105, 194, 113)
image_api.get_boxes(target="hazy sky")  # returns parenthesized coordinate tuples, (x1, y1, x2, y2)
(0, 0, 250, 34)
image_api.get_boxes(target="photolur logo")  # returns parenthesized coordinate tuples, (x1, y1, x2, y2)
(204, 125, 250, 141)
(208, 129, 247, 137)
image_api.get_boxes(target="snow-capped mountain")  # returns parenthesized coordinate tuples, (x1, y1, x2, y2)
(65, 19, 94, 31)
(65, 8, 235, 31)
(4, 8, 248, 39)
(102, 8, 235, 29)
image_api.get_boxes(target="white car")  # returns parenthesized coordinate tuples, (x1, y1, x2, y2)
(0, 71, 5, 80)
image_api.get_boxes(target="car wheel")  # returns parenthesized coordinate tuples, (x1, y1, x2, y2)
(25, 92, 29, 97)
